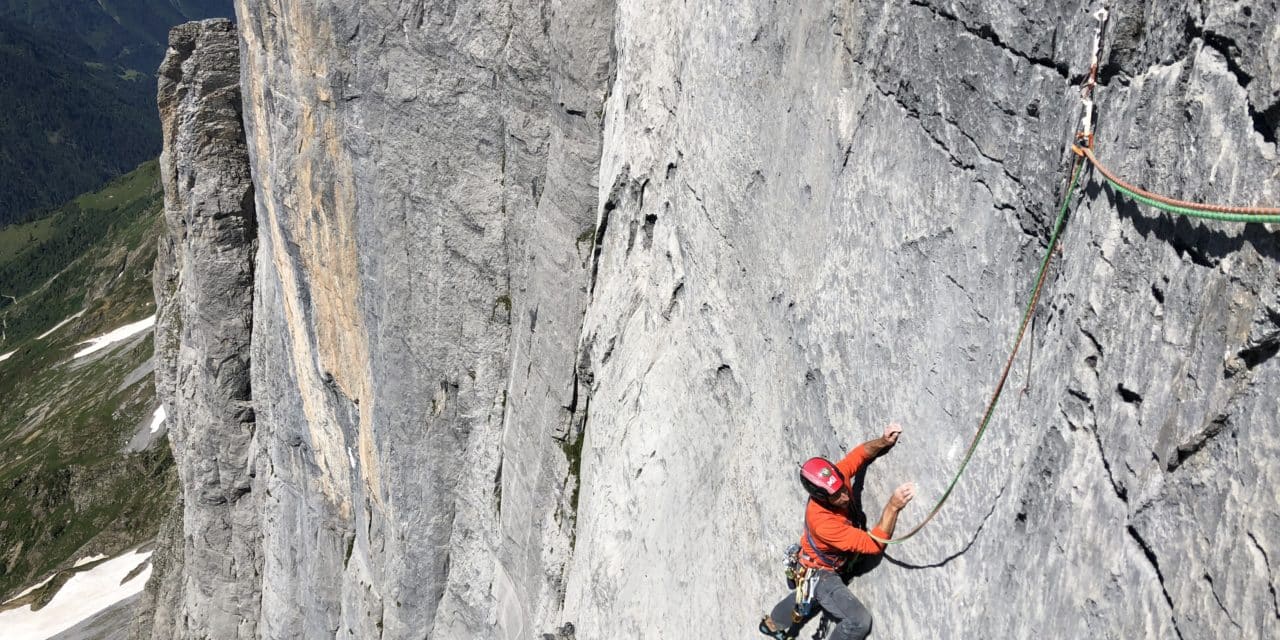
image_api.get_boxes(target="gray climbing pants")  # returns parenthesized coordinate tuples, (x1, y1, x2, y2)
(767, 570, 872, 640)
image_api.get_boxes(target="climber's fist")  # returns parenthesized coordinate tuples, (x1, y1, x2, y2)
(883, 422, 902, 445)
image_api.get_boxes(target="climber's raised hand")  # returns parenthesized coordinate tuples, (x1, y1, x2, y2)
(883, 422, 902, 446)
(889, 482, 916, 511)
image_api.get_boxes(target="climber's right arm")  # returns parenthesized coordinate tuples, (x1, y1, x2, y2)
(873, 483, 916, 539)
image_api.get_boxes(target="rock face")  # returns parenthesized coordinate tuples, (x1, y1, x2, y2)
(233, 0, 613, 636)
(137, 18, 259, 640)
(142, 2, 1279, 639)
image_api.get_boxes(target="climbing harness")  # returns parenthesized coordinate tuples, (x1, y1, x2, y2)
(778, 512, 850, 629)
(867, 3, 1277, 546)
(792, 568, 819, 624)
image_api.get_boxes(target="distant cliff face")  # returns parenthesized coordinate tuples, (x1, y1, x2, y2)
(233, 0, 612, 637)
(145, 1, 1278, 638)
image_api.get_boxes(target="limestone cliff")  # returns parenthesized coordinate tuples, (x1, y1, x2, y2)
(137, 18, 259, 640)
(141, 1, 1278, 638)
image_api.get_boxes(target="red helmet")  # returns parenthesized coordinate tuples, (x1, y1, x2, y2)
(800, 457, 845, 501)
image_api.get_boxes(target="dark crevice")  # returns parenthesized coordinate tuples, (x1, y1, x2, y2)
(1195, 29, 1277, 146)
(1238, 337, 1280, 370)
(1127, 525, 1185, 640)
(493, 454, 503, 515)
(589, 168, 627, 295)
(1203, 573, 1243, 631)
(1089, 425, 1127, 503)
(884, 484, 1006, 570)
(1198, 30, 1251, 86)
(1246, 532, 1280, 620)
(907, 0, 1069, 80)
(1116, 383, 1143, 405)
(943, 114, 1026, 188)
(871, 83, 973, 173)
(1168, 413, 1229, 471)
(660, 281, 684, 320)
(1252, 101, 1280, 147)
(1080, 326, 1104, 357)
(640, 212, 657, 251)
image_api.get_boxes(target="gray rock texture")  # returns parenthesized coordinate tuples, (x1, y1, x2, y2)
(566, 2, 1279, 638)
(140, 1, 1279, 639)
(233, 0, 613, 637)
(135, 18, 260, 640)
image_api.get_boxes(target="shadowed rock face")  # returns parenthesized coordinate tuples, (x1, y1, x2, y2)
(142, 1, 1278, 638)
(136, 18, 259, 640)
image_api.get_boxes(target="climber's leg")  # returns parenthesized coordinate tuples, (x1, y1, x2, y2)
(812, 571, 871, 640)
(763, 591, 800, 637)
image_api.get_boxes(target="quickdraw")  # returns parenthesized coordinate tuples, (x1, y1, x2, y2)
(791, 567, 819, 625)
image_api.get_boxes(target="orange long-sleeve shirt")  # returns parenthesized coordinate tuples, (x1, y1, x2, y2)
(798, 444, 889, 569)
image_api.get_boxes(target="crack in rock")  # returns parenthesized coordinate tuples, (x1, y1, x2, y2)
(1192, 28, 1279, 145)
(1203, 573, 1242, 631)
(1127, 525, 1185, 640)
(907, 0, 1070, 80)
(871, 82, 975, 173)
(1167, 413, 1229, 472)
(1247, 531, 1280, 620)
(1090, 422, 1127, 504)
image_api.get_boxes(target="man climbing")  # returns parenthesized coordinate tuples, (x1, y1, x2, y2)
(759, 423, 915, 640)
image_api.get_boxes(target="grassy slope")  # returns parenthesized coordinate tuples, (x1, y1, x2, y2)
(0, 161, 174, 601)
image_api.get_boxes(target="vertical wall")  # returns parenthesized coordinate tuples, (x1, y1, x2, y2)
(141, 18, 260, 640)
(232, 1, 615, 637)
(565, 0, 1279, 637)
(140, 1, 1278, 638)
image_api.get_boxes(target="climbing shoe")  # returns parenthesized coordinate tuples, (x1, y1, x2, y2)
(758, 616, 790, 639)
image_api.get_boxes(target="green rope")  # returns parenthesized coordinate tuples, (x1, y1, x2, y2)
(877, 159, 1084, 545)
(875, 154, 1273, 547)
(1105, 179, 1280, 224)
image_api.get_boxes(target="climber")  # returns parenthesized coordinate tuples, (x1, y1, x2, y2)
(759, 423, 916, 640)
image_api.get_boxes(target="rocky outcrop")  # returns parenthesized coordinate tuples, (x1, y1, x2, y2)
(144, 2, 1278, 639)
(135, 18, 259, 640)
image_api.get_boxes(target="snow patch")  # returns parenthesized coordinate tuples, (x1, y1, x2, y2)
(72, 316, 155, 359)
(5, 574, 54, 603)
(0, 549, 152, 640)
(148, 406, 166, 434)
(35, 310, 86, 340)
(72, 554, 107, 568)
